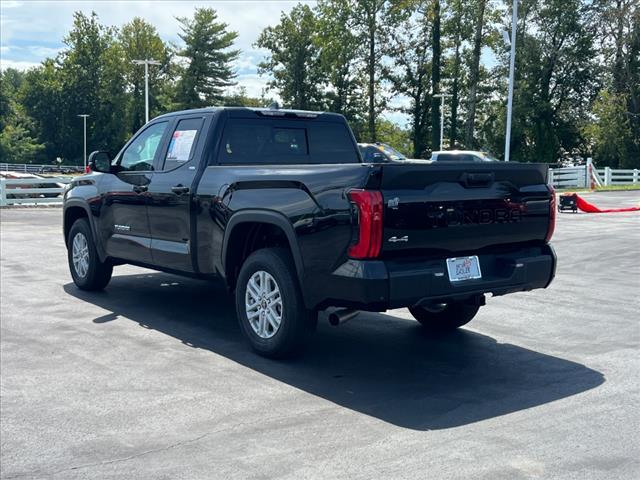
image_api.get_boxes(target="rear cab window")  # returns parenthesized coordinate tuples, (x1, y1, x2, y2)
(217, 115, 359, 165)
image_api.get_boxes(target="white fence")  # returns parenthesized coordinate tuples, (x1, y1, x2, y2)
(1, 163, 637, 206)
(0, 177, 72, 206)
(0, 163, 83, 174)
(549, 164, 639, 189)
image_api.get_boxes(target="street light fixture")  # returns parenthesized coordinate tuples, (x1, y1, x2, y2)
(504, 0, 519, 162)
(433, 93, 453, 150)
(77, 114, 89, 171)
(132, 59, 161, 124)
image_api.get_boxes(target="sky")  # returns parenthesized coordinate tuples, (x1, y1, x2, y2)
(0, 0, 502, 127)
(0, 1, 313, 97)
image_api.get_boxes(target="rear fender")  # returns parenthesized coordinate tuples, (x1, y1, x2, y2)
(222, 209, 306, 295)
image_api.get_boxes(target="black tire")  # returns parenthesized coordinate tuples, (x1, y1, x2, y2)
(235, 248, 316, 358)
(408, 302, 480, 332)
(67, 218, 113, 291)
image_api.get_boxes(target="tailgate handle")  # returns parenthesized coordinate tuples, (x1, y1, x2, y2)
(460, 172, 494, 188)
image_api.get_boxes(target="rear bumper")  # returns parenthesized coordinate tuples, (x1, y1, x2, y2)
(309, 244, 556, 310)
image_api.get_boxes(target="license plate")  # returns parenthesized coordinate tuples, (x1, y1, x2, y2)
(446, 256, 482, 282)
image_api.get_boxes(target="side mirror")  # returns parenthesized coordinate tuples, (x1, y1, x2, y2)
(88, 151, 112, 173)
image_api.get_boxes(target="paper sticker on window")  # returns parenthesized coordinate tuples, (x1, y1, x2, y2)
(167, 129, 197, 162)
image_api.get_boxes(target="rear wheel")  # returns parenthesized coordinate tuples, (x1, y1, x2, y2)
(67, 218, 112, 291)
(235, 248, 316, 358)
(408, 302, 480, 332)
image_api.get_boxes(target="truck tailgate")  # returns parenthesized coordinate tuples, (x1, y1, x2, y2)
(379, 162, 553, 255)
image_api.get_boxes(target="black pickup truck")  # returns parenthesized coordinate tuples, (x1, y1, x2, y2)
(63, 107, 556, 357)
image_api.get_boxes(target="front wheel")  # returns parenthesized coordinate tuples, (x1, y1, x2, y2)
(67, 218, 113, 291)
(235, 248, 316, 358)
(408, 302, 480, 332)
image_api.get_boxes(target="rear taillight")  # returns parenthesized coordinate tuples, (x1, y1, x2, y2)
(347, 189, 383, 259)
(545, 185, 556, 242)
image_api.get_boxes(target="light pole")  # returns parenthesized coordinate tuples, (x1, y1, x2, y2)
(132, 59, 161, 123)
(77, 114, 89, 170)
(433, 93, 452, 150)
(504, 0, 519, 162)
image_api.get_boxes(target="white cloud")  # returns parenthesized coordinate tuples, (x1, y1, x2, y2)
(0, 1, 23, 8)
(230, 73, 270, 99)
(0, 58, 40, 71)
(1, 1, 417, 130)
(382, 111, 410, 129)
(0, 1, 309, 100)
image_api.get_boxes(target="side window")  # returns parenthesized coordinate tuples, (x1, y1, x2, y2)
(308, 123, 359, 164)
(162, 117, 203, 171)
(120, 122, 168, 172)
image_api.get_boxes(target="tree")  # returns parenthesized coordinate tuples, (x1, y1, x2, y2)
(386, 3, 432, 157)
(430, 0, 442, 151)
(584, 90, 633, 167)
(464, 0, 487, 148)
(513, 0, 599, 162)
(596, 0, 640, 166)
(20, 60, 66, 162)
(442, 0, 473, 147)
(355, 0, 390, 142)
(0, 69, 44, 163)
(119, 18, 173, 132)
(478, 0, 600, 163)
(221, 86, 269, 107)
(176, 7, 239, 108)
(315, 0, 366, 134)
(376, 118, 412, 155)
(256, 4, 325, 110)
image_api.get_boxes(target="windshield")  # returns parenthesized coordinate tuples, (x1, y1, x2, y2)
(481, 152, 500, 162)
(377, 144, 407, 161)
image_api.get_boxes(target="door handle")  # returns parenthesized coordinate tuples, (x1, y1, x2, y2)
(171, 185, 190, 195)
(133, 185, 148, 193)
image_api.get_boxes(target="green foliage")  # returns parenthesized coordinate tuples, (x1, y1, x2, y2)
(0, 69, 44, 163)
(20, 59, 67, 162)
(386, 2, 432, 157)
(0, 123, 45, 164)
(376, 118, 412, 157)
(315, 0, 366, 132)
(255, 4, 325, 110)
(221, 87, 269, 108)
(176, 8, 239, 108)
(2, 2, 637, 168)
(119, 18, 174, 132)
(347, 0, 393, 142)
(583, 90, 635, 168)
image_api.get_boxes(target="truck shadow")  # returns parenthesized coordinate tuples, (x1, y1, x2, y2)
(64, 272, 604, 431)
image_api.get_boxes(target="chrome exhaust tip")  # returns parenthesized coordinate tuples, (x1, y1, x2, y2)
(327, 308, 359, 326)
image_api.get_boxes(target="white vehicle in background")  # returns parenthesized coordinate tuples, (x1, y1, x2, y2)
(358, 142, 429, 163)
(430, 150, 499, 162)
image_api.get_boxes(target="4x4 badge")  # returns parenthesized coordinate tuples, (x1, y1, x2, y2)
(388, 235, 408, 243)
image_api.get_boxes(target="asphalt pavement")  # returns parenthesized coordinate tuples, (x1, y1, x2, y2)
(1, 190, 639, 479)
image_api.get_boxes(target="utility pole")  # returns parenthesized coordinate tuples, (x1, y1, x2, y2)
(77, 114, 89, 171)
(132, 59, 161, 123)
(433, 93, 452, 150)
(504, 0, 519, 162)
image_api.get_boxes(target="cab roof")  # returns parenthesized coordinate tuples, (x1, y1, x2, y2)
(154, 106, 345, 122)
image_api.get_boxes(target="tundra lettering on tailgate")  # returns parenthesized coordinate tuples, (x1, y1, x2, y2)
(426, 202, 524, 228)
